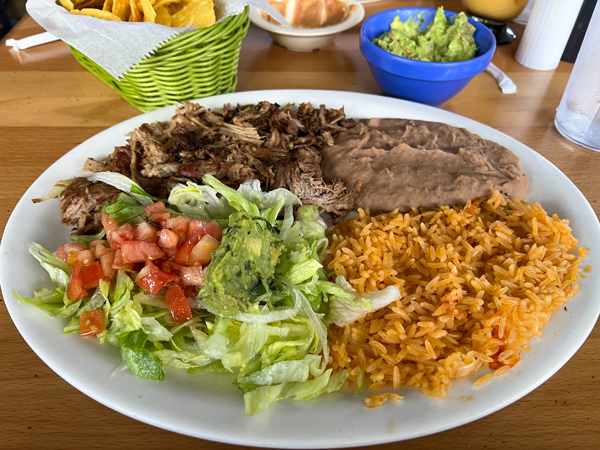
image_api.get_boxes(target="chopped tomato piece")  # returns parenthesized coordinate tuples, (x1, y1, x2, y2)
(186, 219, 222, 242)
(102, 214, 119, 235)
(63, 243, 87, 253)
(112, 249, 134, 271)
(79, 310, 105, 336)
(108, 223, 136, 250)
(165, 216, 191, 236)
(189, 234, 220, 266)
(157, 228, 180, 250)
(204, 220, 223, 241)
(161, 246, 178, 259)
(178, 265, 206, 287)
(145, 202, 171, 223)
(89, 239, 109, 249)
(145, 201, 167, 213)
(67, 260, 88, 301)
(89, 240, 112, 258)
(81, 262, 105, 289)
(99, 251, 117, 278)
(186, 219, 208, 243)
(161, 262, 202, 287)
(135, 261, 175, 294)
(183, 285, 201, 298)
(160, 260, 177, 273)
(77, 249, 95, 265)
(160, 261, 183, 286)
(56, 245, 67, 262)
(164, 284, 193, 324)
(173, 239, 196, 266)
(58, 243, 87, 265)
(135, 221, 159, 243)
(120, 240, 165, 264)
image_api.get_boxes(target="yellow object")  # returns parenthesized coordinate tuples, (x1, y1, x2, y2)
(462, 0, 528, 22)
(155, 7, 172, 26)
(139, 0, 157, 22)
(70, 8, 122, 20)
(111, 0, 130, 20)
(62, 0, 216, 27)
(171, 0, 216, 27)
(58, 0, 75, 12)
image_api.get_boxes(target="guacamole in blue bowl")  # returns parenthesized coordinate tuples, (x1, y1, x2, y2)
(360, 7, 496, 106)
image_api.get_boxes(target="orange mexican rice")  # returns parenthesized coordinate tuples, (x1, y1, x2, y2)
(325, 191, 585, 408)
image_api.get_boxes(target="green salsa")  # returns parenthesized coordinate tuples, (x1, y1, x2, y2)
(373, 7, 478, 62)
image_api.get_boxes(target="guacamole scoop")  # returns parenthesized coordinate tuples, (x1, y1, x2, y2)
(198, 211, 283, 318)
(372, 7, 478, 62)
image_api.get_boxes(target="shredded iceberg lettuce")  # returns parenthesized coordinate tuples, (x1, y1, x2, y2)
(324, 276, 401, 327)
(89, 171, 157, 206)
(17, 173, 402, 414)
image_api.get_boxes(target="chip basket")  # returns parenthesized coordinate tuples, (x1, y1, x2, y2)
(68, 7, 250, 112)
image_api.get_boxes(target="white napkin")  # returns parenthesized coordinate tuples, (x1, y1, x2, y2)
(26, 0, 286, 79)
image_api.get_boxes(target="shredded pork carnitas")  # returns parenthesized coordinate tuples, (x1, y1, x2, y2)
(68, 101, 360, 232)
(59, 177, 121, 234)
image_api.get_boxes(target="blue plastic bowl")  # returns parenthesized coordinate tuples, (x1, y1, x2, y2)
(360, 8, 496, 106)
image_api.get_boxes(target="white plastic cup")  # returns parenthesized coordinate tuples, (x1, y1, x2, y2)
(515, 0, 584, 70)
(554, 3, 600, 151)
(513, 0, 535, 25)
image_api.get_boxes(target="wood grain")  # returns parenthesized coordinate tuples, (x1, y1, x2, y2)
(1, 1, 599, 449)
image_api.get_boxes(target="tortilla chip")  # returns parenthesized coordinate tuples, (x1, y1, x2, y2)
(154, 6, 173, 26)
(129, 0, 142, 21)
(171, 0, 215, 28)
(73, 0, 105, 9)
(70, 8, 123, 20)
(153, 0, 182, 10)
(112, 0, 131, 20)
(58, 0, 75, 11)
(138, 0, 157, 22)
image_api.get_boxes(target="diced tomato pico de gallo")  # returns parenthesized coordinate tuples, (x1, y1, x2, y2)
(56, 202, 222, 334)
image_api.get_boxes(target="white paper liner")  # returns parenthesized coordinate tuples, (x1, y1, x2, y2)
(26, 0, 287, 79)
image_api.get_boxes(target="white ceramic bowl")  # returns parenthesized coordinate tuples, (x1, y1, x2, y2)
(249, 1, 365, 52)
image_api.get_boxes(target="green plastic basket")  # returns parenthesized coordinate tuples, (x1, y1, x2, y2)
(69, 8, 250, 112)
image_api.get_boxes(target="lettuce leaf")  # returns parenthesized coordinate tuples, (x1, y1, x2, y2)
(243, 368, 349, 415)
(167, 180, 234, 226)
(202, 174, 261, 218)
(110, 270, 135, 317)
(324, 276, 402, 327)
(104, 193, 147, 225)
(168, 175, 301, 227)
(13, 287, 81, 318)
(118, 329, 165, 381)
(89, 172, 157, 206)
(70, 228, 106, 246)
(28, 242, 71, 287)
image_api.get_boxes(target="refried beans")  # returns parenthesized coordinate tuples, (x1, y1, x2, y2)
(320, 118, 529, 213)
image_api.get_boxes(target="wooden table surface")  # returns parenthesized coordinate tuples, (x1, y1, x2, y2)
(1, 1, 599, 449)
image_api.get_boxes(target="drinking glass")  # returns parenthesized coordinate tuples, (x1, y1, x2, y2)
(554, 3, 600, 151)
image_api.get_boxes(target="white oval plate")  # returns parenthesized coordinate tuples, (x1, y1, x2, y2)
(2, 90, 599, 448)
